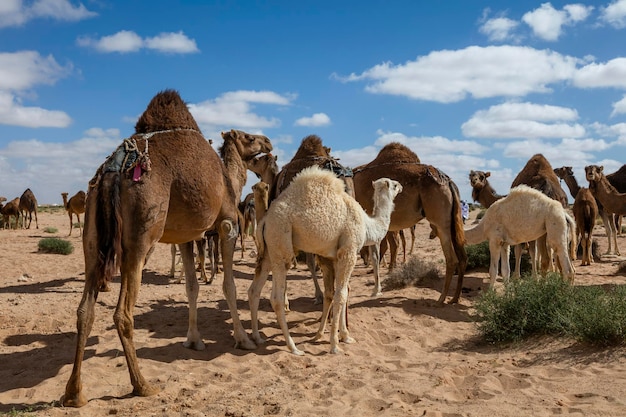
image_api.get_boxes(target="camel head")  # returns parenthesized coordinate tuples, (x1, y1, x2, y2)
(372, 177, 403, 205)
(554, 166, 574, 181)
(585, 165, 604, 182)
(469, 170, 490, 189)
(247, 153, 278, 179)
(222, 129, 273, 160)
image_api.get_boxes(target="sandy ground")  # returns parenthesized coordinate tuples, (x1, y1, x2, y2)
(1, 208, 626, 417)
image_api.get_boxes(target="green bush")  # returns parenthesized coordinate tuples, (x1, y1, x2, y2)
(465, 241, 531, 274)
(43, 226, 58, 234)
(474, 274, 626, 346)
(38, 238, 74, 255)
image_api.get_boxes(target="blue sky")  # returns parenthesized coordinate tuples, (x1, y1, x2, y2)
(1, 0, 626, 204)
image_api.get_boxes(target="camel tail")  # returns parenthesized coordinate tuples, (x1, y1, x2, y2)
(449, 180, 466, 247)
(95, 172, 123, 290)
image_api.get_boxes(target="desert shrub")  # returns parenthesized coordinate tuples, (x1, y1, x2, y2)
(475, 275, 626, 346)
(474, 273, 572, 343)
(382, 256, 440, 291)
(465, 241, 532, 274)
(568, 285, 626, 346)
(38, 238, 74, 255)
(43, 226, 58, 234)
(618, 261, 626, 275)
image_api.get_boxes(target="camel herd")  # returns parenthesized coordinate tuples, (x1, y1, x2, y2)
(58, 90, 625, 407)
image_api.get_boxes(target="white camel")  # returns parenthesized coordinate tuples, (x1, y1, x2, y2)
(248, 166, 402, 355)
(464, 185, 576, 288)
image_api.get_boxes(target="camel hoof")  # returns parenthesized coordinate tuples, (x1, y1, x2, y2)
(291, 348, 305, 356)
(341, 336, 356, 344)
(61, 392, 88, 408)
(371, 290, 383, 297)
(235, 337, 257, 351)
(133, 383, 160, 397)
(329, 346, 342, 354)
(448, 297, 459, 305)
(183, 339, 206, 351)
(252, 334, 266, 345)
(312, 332, 323, 341)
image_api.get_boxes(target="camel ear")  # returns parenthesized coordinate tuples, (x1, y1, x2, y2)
(485, 172, 491, 178)
(273, 154, 278, 161)
(220, 131, 227, 139)
(599, 166, 604, 172)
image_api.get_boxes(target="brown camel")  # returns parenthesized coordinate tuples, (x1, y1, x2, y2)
(18, 188, 38, 229)
(61, 191, 86, 236)
(62, 90, 271, 408)
(1, 197, 20, 229)
(353, 142, 467, 304)
(554, 166, 599, 266)
(238, 192, 256, 258)
(468, 170, 505, 208)
(270, 134, 355, 305)
(247, 152, 279, 186)
(585, 165, 626, 256)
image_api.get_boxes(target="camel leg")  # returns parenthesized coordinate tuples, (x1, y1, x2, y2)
(314, 257, 335, 341)
(435, 232, 461, 305)
(329, 248, 356, 354)
(220, 219, 256, 350)
(450, 240, 467, 304)
(68, 213, 73, 236)
(388, 231, 399, 271)
(113, 251, 159, 398)
(270, 262, 304, 356)
(369, 244, 382, 297)
(248, 254, 270, 346)
(512, 244, 522, 279)
(306, 253, 323, 305)
(500, 245, 511, 284)
(170, 244, 177, 278)
(181, 242, 204, 351)
(409, 225, 416, 254)
(488, 240, 502, 289)
(62, 270, 100, 407)
(77, 213, 82, 237)
(600, 211, 615, 255)
(196, 238, 209, 284)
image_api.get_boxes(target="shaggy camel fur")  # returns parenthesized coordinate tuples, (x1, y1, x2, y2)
(62, 90, 272, 408)
(270, 135, 355, 305)
(554, 166, 599, 266)
(1, 197, 20, 229)
(469, 170, 505, 209)
(248, 166, 402, 355)
(465, 185, 576, 287)
(18, 188, 38, 229)
(511, 154, 567, 277)
(585, 165, 626, 256)
(61, 191, 86, 236)
(353, 142, 467, 304)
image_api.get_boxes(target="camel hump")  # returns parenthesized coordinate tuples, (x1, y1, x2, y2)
(134, 89, 200, 134)
(366, 142, 420, 165)
(292, 165, 345, 195)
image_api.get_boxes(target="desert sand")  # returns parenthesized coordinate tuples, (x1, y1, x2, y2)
(1, 208, 626, 417)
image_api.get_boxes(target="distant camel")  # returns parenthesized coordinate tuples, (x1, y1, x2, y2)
(1, 197, 20, 229)
(353, 142, 467, 304)
(61, 191, 86, 236)
(585, 165, 626, 256)
(554, 166, 598, 265)
(18, 188, 38, 229)
(248, 166, 402, 355)
(468, 170, 505, 208)
(62, 90, 271, 408)
(465, 185, 576, 287)
(238, 192, 256, 258)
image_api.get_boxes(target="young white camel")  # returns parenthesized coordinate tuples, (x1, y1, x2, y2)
(248, 166, 402, 355)
(464, 185, 576, 288)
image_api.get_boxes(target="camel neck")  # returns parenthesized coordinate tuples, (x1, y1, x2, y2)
(563, 175, 580, 199)
(221, 139, 247, 201)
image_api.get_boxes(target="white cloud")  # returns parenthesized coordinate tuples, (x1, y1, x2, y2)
(600, 0, 626, 28)
(77, 30, 199, 54)
(0, 91, 71, 127)
(479, 16, 520, 42)
(188, 90, 295, 136)
(522, 2, 592, 41)
(462, 101, 585, 139)
(611, 95, 626, 116)
(0, 51, 73, 128)
(0, 50, 73, 91)
(574, 57, 626, 88)
(0, 128, 120, 204)
(294, 113, 331, 127)
(337, 45, 579, 103)
(145, 31, 199, 54)
(0, 0, 96, 28)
